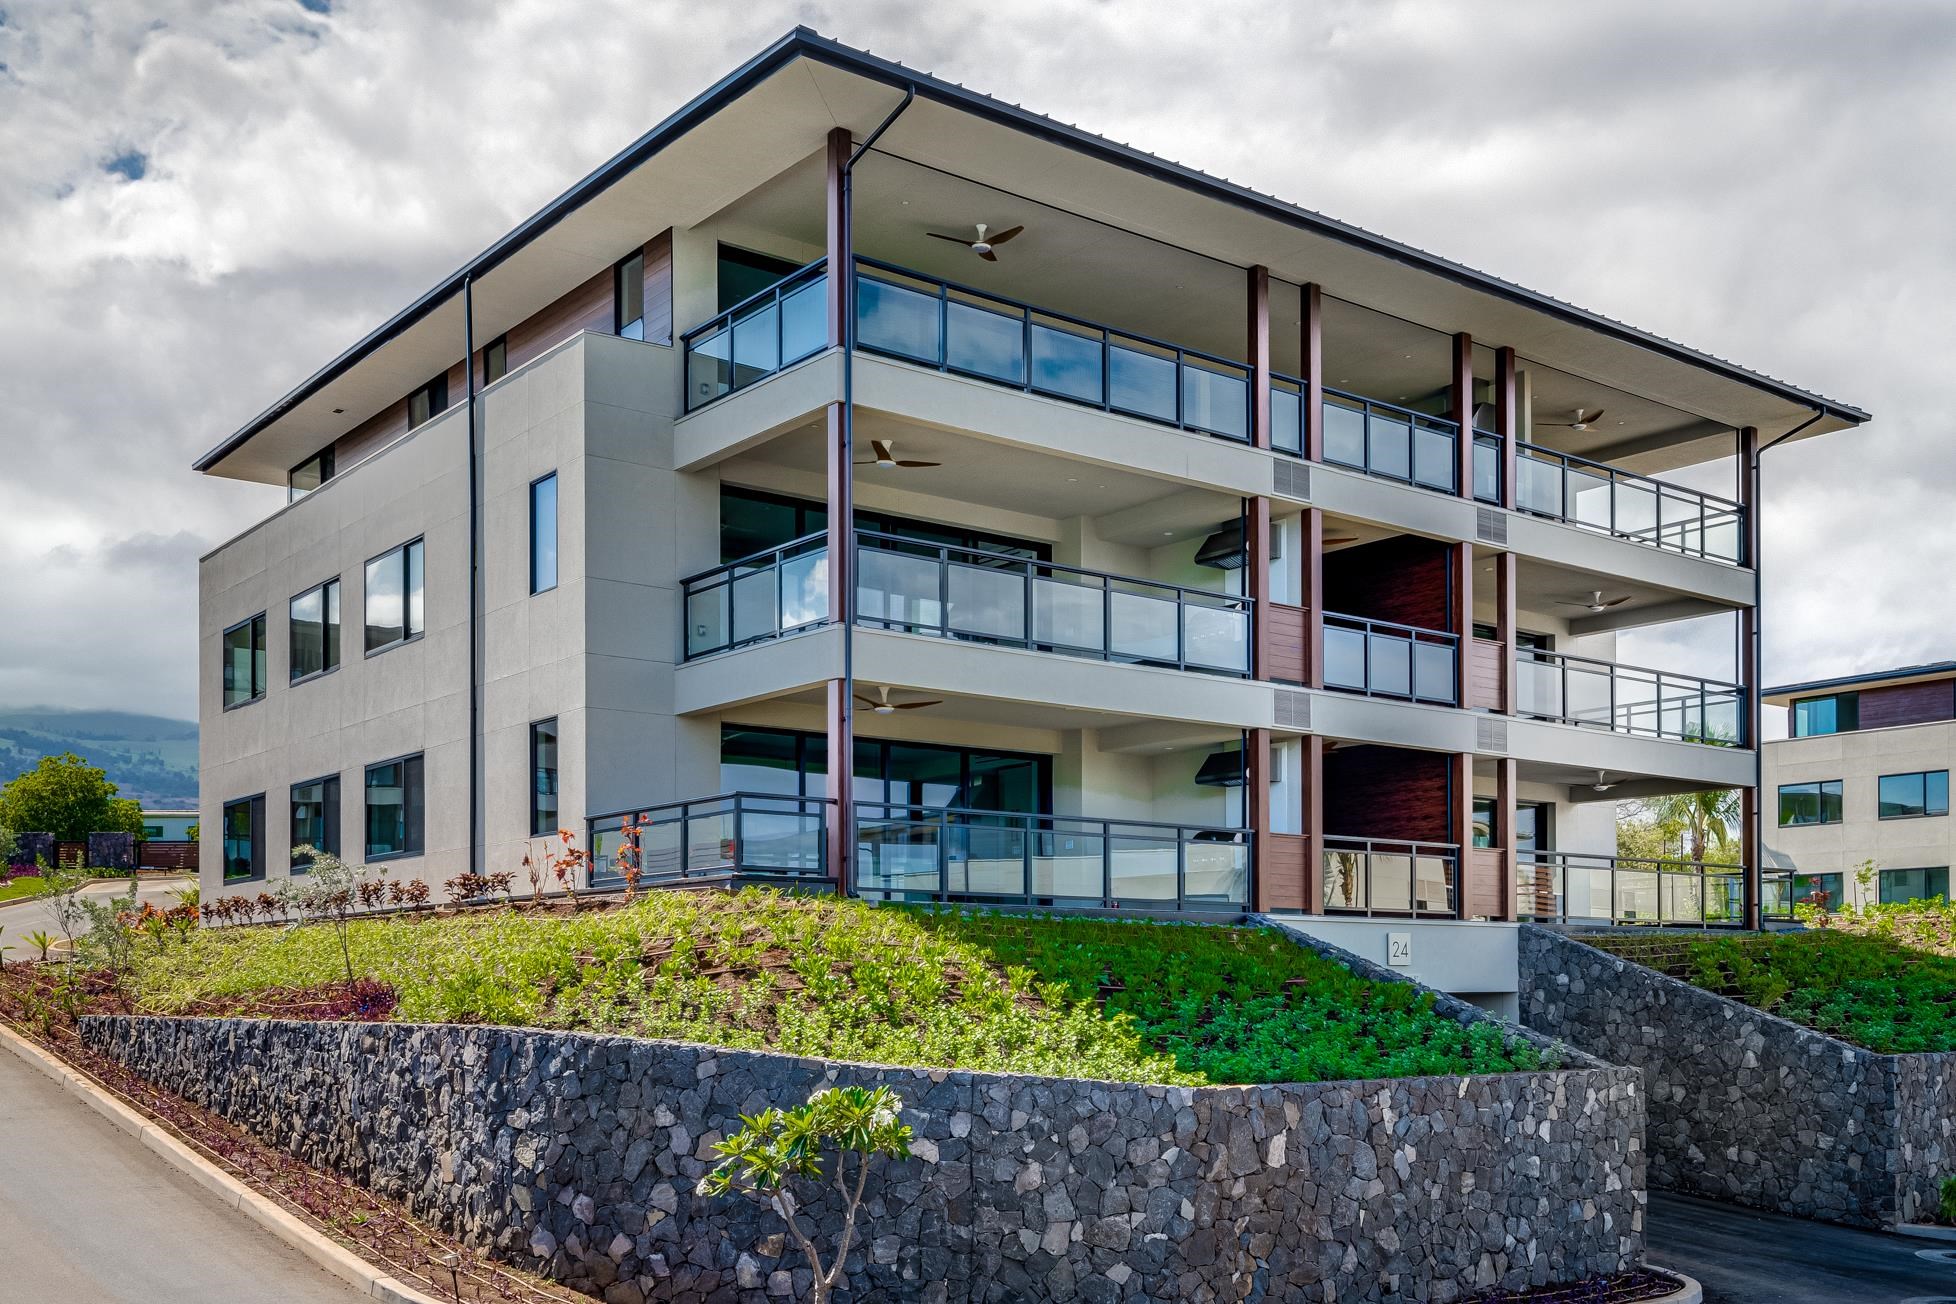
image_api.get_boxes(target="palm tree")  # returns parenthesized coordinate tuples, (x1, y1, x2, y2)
(1634, 790, 1740, 864)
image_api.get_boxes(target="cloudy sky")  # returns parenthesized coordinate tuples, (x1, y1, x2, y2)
(1, 0, 1948, 724)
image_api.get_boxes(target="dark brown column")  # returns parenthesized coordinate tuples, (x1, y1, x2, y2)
(1249, 266, 1271, 450)
(825, 126, 850, 348)
(1301, 733, 1324, 913)
(824, 398, 853, 889)
(1301, 283, 1324, 462)
(1451, 541, 1474, 706)
(1450, 751, 1473, 919)
(1452, 332, 1474, 497)
(1494, 550, 1517, 715)
(1248, 497, 1272, 679)
(1494, 756, 1517, 921)
(1302, 506, 1324, 688)
(1495, 346, 1518, 509)
(1247, 727, 1272, 911)
(1739, 425, 1761, 926)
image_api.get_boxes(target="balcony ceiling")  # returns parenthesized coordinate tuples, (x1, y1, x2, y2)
(1471, 547, 1744, 631)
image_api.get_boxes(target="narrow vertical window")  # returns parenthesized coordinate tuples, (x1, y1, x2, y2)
(289, 577, 341, 681)
(484, 334, 508, 384)
(223, 794, 264, 882)
(407, 373, 449, 429)
(531, 718, 559, 835)
(223, 613, 267, 707)
(530, 473, 558, 594)
(615, 250, 646, 340)
(288, 447, 334, 503)
(290, 775, 340, 868)
(364, 538, 425, 654)
(365, 754, 425, 859)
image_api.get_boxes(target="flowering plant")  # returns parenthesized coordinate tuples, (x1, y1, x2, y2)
(695, 1085, 912, 1304)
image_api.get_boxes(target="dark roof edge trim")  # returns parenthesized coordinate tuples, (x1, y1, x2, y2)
(196, 26, 1869, 473)
(1763, 662, 1956, 700)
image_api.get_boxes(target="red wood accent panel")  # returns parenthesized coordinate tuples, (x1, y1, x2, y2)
(1451, 332, 1473, 498)
(1249, 265, 1270, 450)
(1469, 638, 1506, 711)
(1463, 848, 1505, 919)
(1322, 746, 1450, 843)
(1859, 680, 1956, 730)
(1495, 347, 1517, 510)
(1262, 832, 1308, 912)
(1321, 536, 1451, 631)
(1248, 497, 1272, 679)
(1301, 283, 1323, 461)
(642, 229, 674, 346)
(1266, 603, 1307, 685)
(507, 267, 612, 372)
(139, 841, 199, 872)
(335, 398, 408, 468)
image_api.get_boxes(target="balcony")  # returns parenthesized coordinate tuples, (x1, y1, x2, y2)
(1321, 613, 1459, 706)
(682, 260, 830, 412)
(1517, 650, 1745, 746)
(682, 530, 1254, 677)
(853, 802, 1250, 913)
(1319, 836, 1458, 918)
(588, 793, 831, 887)
(1516, 852, 1744, 926)
(1515, 443, 1744, 564)
(1272, 379, 1463, 495)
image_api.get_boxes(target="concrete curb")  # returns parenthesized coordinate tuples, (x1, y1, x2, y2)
(0, 1021, 443, 1304)
(1644, 1267, 1704, 1303)
(1895, 1222, 1956, 1242)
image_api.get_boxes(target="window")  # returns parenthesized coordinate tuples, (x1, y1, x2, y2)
(1881, 867, 1950, 904)
(614, 250, 645, 340)
(530, 473, 558, 594)
(407, 374, 449, 430)
(718, 485, 1051, 564)
(289, 578, 341, 682)
(1791, 692, 1858, 737)
(1471, 798, 1547, 851)
(289, 447, 334, 503)
(1778, 780, 1844, 826)
(718, 245, 803, 312)
(483, 334, 508, 384)
(364, 754, 425, 860)
(1791, 872, 1844, 907)
(1879, 770, 1948, 819)
(222, 613, 267, 708)
(222, 795, 264, 882)
(364, 538, 425, 654)
(531, 718, 559, 835)
(290, 776, 340, 868)
(718, 725, 1052, 811)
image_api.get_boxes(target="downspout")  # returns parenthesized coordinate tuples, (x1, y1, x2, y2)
(836, 86, 914, 896)
(464, 275, 481, 873)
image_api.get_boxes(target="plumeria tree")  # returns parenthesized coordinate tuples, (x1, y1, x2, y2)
(696, 1085, 913, 1304)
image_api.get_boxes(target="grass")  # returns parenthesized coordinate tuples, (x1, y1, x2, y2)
(125, 891, 1543, 1085)
(0, 876, 46, 905)
(1587, 928, 1956, 1054)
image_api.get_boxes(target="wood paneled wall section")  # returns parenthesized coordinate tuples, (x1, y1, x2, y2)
(1261, 832, 1309, 912)
(1463, 848, 1504, 919)
(334, 397, 409, 469)
(1265, 603, 1307, 685)
(1857, 680, 1956, 730)
(1321, 746, 1451, 843)
(1321, 537, 1451, 631)
(1469, 638, 1506, 711)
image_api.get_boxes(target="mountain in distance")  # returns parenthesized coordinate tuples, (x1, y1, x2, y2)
(0, 707, 198, 807)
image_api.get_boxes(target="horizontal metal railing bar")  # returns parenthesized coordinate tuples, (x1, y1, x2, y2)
(855, 530, 1251, 609)
(1516, 851, 1748, 928)
(853, 801, 1250, 838)
(680, 258, 828, 345)
(1520, 852, 1741, 873)
(1321, 385, 1461, 432)
(1519, 649, 1744, 697)
(1321, 611, 1459, 643)
(1516, 440, 1743, 513)
(588, 792, 834, 825)
(1323, 836, 1463, 854)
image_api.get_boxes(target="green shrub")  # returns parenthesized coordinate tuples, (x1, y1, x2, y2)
(1940, 1175, 1956, 1225)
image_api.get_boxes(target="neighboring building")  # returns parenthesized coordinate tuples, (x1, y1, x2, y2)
(191, 31, 1864, 1004)
(1764, 664, 1956, 910)
(139, 809, 198, 841)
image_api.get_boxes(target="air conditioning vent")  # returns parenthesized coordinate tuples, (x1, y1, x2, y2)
(1475, 506, 1508, 545)
(1272, 460, 1311, 502)
(1476, 716, 1508, 753)
(1275, 690, 1311, 730)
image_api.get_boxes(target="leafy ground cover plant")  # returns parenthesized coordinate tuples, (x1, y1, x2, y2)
(120, 892, 1539, 1084)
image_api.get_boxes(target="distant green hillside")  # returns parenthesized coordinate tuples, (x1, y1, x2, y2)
(0, 708, 197, 806)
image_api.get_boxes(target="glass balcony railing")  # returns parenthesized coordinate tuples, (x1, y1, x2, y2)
(1322, 613, 1459, 705)
(1472, 430, 1502, 504)
(1516, 441, 1744, 563)
(854, 802, 1249, 912)
(1517, 650, 1745, 745)
(854, 258, 1252, 442)
(1320, 837, 1458, 917)
(682, 533, 831, 659)
(1320, 388, 1460, 494)
(1517, 852, 1744, 927)
(588, 793, 830, 887)
(682, 259, 829, 412)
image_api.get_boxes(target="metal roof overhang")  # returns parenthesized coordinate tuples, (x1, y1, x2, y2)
(197, 27, 1869, 485)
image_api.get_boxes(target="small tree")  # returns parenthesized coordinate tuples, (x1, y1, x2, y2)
(40, 867, 91, 953)
(278, 846, 376, 987)
(0, 753, 144, 842)
(696, 1085, 913, 1304)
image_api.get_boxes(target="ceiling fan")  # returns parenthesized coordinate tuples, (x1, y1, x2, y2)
(1539, 407, 1607, 431)
(854, 439, 940, 470)
(1590, 770, 1617, 793)
(926, 221, 1024, 262)
(1323, 533, 1360, 546)
(1557, 590, 1632, 613)
(854, 685, 943, 715)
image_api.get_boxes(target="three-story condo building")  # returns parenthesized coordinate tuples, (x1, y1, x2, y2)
(194, 30, 1865, 1006)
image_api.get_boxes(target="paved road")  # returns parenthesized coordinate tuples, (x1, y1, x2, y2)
(0, 1046, 361, 1302)
(1650, 1190, 1956, 1303)
(0, 874, 192, 950)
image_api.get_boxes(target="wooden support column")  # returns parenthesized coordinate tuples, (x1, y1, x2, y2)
(1494, 756, 1517, 921)
(1451, 540, 1474, 708)
(1495, 346, 1518, 510)
(1301, 283, 1324, 462)
(1738, 424, 1762, 927)
(1247, 727, 1272, 912)
(824, 126, 850, 348)
(1301, 733, 1324, 913)
(1452, 332, 1474, 498)
(824, 398, 853, 889)
(1450, 751, 1474, 920)
(1494, 550, 1517, 715)
(1249, 266, 1271, 450)
(1247, 497, 1272, 680)
(1302, 506, 1324, 688)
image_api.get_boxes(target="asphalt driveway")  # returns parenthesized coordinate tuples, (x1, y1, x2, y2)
(1650, 1190, 1956, 1303)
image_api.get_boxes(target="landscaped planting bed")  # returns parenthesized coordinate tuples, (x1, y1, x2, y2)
(123, 890, 1543, 1084)
(1585, 928, 1956, 1054)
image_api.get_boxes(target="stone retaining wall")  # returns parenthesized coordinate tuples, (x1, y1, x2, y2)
(1517, 924, 1956, 1227)
(81, 1016, 1644, 1303)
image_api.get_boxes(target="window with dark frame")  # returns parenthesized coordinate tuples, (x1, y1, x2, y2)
(289, 446, 334, 503)
(222, 612, 267, 708)
(364, 754, 425, 860)
(1879, 770, 1949, 819)
(1879, 866, 1950, 904)
(531, 718, 559, 836)
(407, 373, 449, 430)
(222, 794, 264, 882)
(1777, 780, 1844, 827)
(290, 775, 340, 869)
(484, 334, 509, 384)
(530, 473, 558, 594)
(364, 538, 425, 654)
(1791, 692, 1859, 737)
(615, 250, 646, 340)
(289, 577, 341, 681)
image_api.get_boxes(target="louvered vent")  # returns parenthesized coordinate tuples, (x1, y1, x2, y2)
(1475, 716, 1509, 753)
(1274, 690, 1311, 730)
(1272, 460, 1311, 502)
(1475, 506, 1508, 545)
